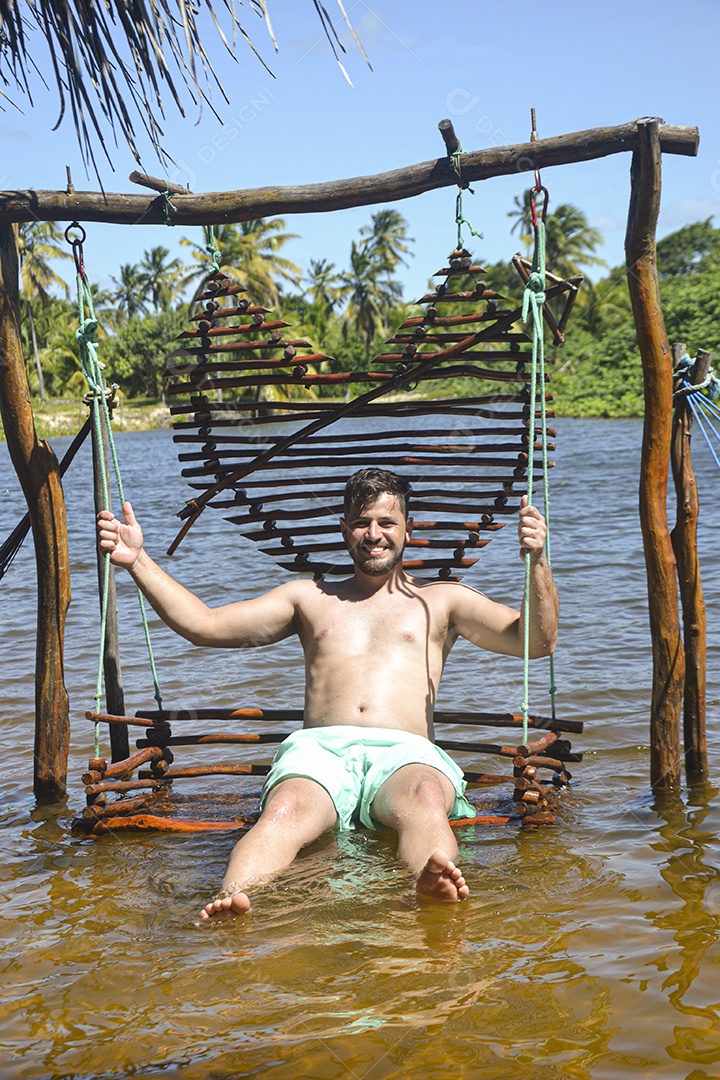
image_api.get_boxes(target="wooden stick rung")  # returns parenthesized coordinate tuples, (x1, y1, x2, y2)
(178, 440, 550, 463)
(520, 731, 559, 756)
(90, 812, 513, 833)
(173, 425, 544, 445)
(136, 732, 290, 748)
(84, 792, 162, 819)
(238, 521, 506, 539)
(92, 815, 250, 834)
(131, 708, 582, 734)
(85, 778, 168, 795)
(101, 745, 165, 778)
(184, 460, 541, 481)
(169, 393, 530, 417)
(137, 765, 271, 778)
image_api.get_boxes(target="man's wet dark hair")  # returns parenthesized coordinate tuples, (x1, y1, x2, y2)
(343, 469, 411, 520)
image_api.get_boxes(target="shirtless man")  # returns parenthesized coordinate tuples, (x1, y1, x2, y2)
(97, 468, 557, 916)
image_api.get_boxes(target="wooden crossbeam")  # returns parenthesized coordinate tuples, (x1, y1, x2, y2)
(0, 121, 698, 225)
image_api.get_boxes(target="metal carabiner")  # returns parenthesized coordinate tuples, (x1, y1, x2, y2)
(530, 185, 549, 228)
(65, 221, 87, 276)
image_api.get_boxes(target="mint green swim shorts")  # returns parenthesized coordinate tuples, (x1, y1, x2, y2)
(260, 725, 476, 831)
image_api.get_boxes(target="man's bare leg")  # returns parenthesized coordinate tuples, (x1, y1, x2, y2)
(370, 764, 470, 903)
(199, 777, 337, 919)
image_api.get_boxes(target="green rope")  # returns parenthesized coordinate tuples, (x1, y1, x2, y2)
(75, 272, 164, 755)
(450, 148, 483, 249)
(519, 218, 555, 744)
(204, 225, 222, 273)
(162, 187, 177, 226)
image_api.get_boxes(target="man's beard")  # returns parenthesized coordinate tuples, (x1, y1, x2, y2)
(349, 540, 405, 576)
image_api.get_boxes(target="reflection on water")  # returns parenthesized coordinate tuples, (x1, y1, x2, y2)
(1, 419, 720, 1078)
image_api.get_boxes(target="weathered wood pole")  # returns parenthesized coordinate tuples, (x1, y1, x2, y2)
(0, 121, 699, 227)
(624, 118, 684, 792)
(0, 224, 71, 797)
(671, 343, 710, 784)
(90, 396, 129, 762)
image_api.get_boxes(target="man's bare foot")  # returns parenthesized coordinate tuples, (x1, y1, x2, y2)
(416, 849, 469, 903)
(199, 885, 251, 920)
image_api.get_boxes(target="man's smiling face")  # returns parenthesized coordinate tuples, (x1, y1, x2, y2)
(340, 492, 412, 577)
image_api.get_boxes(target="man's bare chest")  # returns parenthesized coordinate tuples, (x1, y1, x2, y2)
(298, 590, 446, 657)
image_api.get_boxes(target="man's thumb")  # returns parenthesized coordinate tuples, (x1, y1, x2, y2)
(122, 500, 137, 527)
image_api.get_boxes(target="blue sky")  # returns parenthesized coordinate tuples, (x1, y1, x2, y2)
(4, 0, 719, 302)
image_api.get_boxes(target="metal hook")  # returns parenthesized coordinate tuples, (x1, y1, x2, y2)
(530, 185, 550, 227)
(65, 221, 87, 276)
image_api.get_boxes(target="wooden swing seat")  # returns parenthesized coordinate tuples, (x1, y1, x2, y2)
(76, 706, 583, 834)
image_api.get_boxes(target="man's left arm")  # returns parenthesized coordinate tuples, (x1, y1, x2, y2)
(447, 496, 558, 659)
(516, 496, 558, 657)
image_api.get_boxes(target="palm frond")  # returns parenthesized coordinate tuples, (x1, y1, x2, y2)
(0, 1, 369, 182)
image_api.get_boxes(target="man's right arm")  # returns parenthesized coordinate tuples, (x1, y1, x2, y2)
(97, 501, 299, 649)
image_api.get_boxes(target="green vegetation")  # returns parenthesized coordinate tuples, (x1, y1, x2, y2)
(551, 217, 720, 416)
(6, 207, 720, 436)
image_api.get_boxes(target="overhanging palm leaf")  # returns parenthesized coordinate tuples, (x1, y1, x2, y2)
(0, 2, 368, 181)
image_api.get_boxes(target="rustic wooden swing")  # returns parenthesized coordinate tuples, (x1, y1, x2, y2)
(0, 117, 702, 801)
(77, 173, 585, 836)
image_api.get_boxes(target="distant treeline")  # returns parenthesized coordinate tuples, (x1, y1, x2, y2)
(17, 209, 720, 418)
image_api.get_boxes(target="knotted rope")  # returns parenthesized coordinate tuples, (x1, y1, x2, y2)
(70, 226, 164, 754)
(161, 186, 177, 227)
(519, 198, 556, 744)
(674, 352, 720, 470)
(449, 147, 483, 249)
(204, 225, 222, 273)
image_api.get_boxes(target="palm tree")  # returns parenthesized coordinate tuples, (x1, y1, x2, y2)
(508, 189, 535, 257)
(302, 258, 346, 341)
(359, 209, 414, 271)
(17, 222, 71, 400)
(510, 192, 607, 286)
(87, 282, 123, 334)
(304, 258, 345, 310)
(181, 220, 302, 307)
(111, 264, 149, 321)
(40, 322, 84, 398)
(341, 241, 403, 366)
(139, 246, 183, 312)
(544, 204, 606, 281)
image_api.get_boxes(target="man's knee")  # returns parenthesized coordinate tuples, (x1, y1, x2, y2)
(262, 777, 337, 827)
(406, 770, 454, 813)
(373, 765, 454, 826)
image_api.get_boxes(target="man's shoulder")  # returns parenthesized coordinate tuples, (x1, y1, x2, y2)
(274, 576, 336, 606)
(412, 577, 488, 600)
(272, 576, 322, 597)
(412, 577, 493, 617)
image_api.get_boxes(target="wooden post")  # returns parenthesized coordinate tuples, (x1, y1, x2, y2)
(90, 393, 129, 762)
(624, 118, 684, 793)
(671, 343, 710, 784)
(0, 223, 71, 797)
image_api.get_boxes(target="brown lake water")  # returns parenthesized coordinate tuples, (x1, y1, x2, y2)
(1, 418, 719, 1080)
